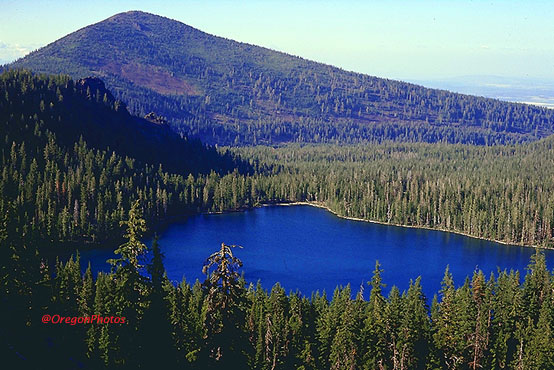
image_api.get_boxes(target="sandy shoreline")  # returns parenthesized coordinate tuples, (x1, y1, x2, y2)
(263, 201, 551, 250)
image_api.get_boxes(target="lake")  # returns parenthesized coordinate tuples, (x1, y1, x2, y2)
(80, 205, 552, 300)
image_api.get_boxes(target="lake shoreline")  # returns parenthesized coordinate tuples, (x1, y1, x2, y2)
(261, 201, 551, 251)
(70, 200, 549, 255)
(81, 200, 551, 302)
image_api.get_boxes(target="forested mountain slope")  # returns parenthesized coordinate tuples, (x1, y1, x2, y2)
(2, 72, 554, 369)
(8, 11, 554, 145)
(0, 70, 245, 175)
(2, 70, 553, 247)
(0, 70, 250, 243)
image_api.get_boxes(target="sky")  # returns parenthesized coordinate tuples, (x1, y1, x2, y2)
(1, 0, 554, 82)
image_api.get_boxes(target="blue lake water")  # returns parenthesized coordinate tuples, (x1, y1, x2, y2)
(80, 205, 552, 300)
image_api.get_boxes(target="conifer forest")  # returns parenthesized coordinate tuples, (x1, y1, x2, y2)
(2, 9, 554, 370)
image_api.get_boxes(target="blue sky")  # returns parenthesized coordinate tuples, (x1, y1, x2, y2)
(1, 0, 554, 81)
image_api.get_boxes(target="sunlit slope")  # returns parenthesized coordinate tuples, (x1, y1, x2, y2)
(10, 11, 554, 145)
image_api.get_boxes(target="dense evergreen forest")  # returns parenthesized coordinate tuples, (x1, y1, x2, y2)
(4, 202, 554, 369)
(2, 71, 554, 368)
(8, 11, 554, 146)
(232, 141, 554, 247)
(1, 70, 553, 249)
(0, 70, 251, 244)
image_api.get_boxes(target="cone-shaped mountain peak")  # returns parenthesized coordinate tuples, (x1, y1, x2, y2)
(10, 11, 554, 145)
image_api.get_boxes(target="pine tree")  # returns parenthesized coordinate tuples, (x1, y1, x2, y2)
(361, 261, 387, 369)
(385, 286, 403, 369)
(201, 242, 248, 368)
(329, 286, 358, 370)
(524, 299, 554, 368)
(433, 266, 459, 369)
(110, 199, 147, 270)
(137, 235, 175, 368)
(316, 287, 344, 369)
(401, 277, 430, 370)
(264, 283, 290, 369)
(523, 250, 550, 324)
(491, 270, 522, 369)
(79, 263, 94, 316)
(468, 270, 492, 370)
(106, 200, 149, 367)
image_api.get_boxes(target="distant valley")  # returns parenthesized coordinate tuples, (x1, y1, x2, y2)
(413, 75, 554, 109)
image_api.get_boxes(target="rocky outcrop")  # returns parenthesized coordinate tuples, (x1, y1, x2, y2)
(144, 111, 169, 127)
(76, 77, 128, 113)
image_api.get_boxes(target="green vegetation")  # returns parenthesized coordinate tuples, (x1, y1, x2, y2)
(0, 70, 251, 244)
(3, 203, 554, 369)
(233, 141, 554, 247)
(1, 70, 552, 249)
(8, 11, 554, 146)
(2, 70, 554, 368)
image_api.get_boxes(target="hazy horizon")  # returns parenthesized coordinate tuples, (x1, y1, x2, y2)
(2, 1, 554, 107)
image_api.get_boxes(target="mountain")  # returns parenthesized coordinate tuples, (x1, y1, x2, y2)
(8, 11, 554, 145)
(0, 70, 247, 176)
(0, 69, 253, 244)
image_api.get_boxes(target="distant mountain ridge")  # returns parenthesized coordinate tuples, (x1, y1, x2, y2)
(8, 11, 554, 145)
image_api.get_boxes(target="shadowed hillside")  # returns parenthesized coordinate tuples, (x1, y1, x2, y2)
(0, 70, 252, 243)
(0, 70, 247, 175)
